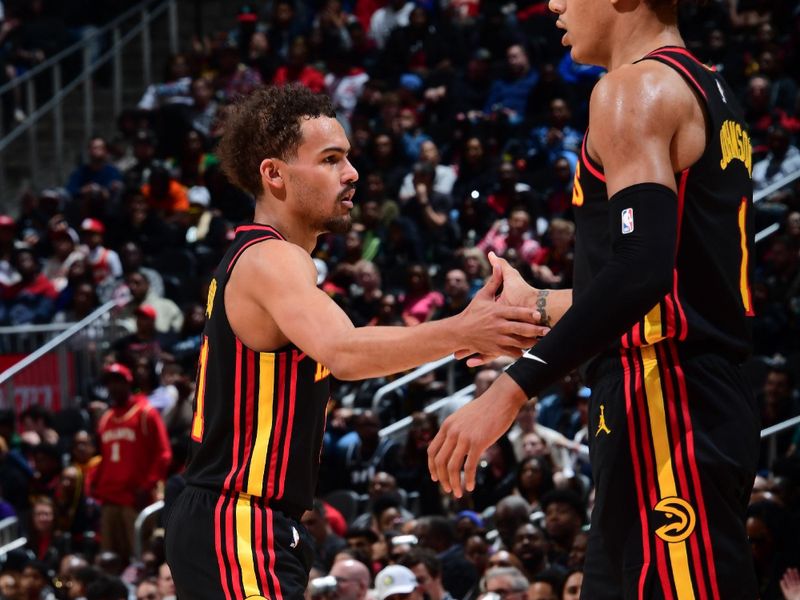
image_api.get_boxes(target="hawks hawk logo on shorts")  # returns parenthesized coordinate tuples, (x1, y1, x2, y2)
(653, 497, 696, 543)
(621, 208, 634, 235)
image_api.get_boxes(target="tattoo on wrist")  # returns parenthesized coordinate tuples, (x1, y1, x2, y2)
(536, 290, 551, 327)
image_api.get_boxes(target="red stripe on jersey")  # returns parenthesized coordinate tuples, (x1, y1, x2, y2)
(632, 351, 675, 599)
(214, 494, 233, 600)
(235, 349, 256, 491)
(225, 499, 244, 599)
(657, 344, 710, 600)
(621, 350, 652, 600)
(658, 46, 710, 69)
(581, 135, 606, 183)
(266, 509, 284, 600)
(674, 170, 690, 340)
(266, 353, 287, 499)
(648, 53, 707, 100)
(669, 341, 721, 600)
(234, 224, 285, 238)
(277, 351, 300, 500)
(254, 504, 270, 597)
(664, 291, 677, 339)
(632, 322, 642, 348)
(227, 235, 280, 274)
(224, 340, 244, 490)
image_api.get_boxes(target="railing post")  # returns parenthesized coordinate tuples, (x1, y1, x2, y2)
(25, 79, 38, 184)
(768, 436, 777, 470)
(168, 0, 179, 55)
(141, 8, 152, 88)
(57, 345, 70, 410)
(52, 64, 64, 183)
(83, 46, 93, 144)
(113, 28, 122, 117)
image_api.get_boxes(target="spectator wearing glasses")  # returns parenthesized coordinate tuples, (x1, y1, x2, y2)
(483, 566, 529, 600)
(328, 559, 370, 600)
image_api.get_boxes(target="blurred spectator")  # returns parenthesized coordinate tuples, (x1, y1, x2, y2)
(1, 248, 57, 326)
(414, 516, 477, 599)
(484, 44, 539, 125)
(302, 500, 347, 573)
(369, 0, 414, 50)
(137, 54, 193, 112)
(479, 208, 540, 268)
(432, 269, 471, 319)
(272, 36, 325, 93)
(79, 219, 122, 288)
(541, 490, 586, 567)
(328, 558, 370, 600)
(528, 98, 582, 167)
(374, 564, 421, 600)
(117, 271, 183, 335)
(399, 548, 454, 600)
(336, 411, 401, 493)
(753, 126, 800, 205)
(758, 366, 800, 467)
(396, 412, 443, 515)
(213, 39, 263, 103)
(42, 227, 84, 293)
(66, 138, 123, 202)
(140, 165, 189, 219)
(91, 364, 171, 561)
(400, 264, 444, 326)
(483, 566, 528, 600)
(20, 559, 56, 600)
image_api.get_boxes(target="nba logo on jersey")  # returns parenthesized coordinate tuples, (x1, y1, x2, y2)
(621, 208, 634, 234)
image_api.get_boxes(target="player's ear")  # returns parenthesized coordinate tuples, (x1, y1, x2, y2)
(260, 157, 285, 192)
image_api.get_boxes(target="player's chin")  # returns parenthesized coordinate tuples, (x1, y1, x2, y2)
(324, 214, 352, 234)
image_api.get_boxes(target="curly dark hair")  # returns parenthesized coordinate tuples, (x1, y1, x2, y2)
(217, 84, 336, 197)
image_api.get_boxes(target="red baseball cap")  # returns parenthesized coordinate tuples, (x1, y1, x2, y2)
(103, 363, 133, 383)
(81, 218, 105, 234)
(136, 304, 157, 320)
(0, 215, 15, 227)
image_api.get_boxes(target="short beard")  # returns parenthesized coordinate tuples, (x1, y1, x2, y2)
(324, 215, 352, 234)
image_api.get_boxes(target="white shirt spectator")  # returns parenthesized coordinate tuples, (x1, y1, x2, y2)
(369, 2, 414, 49)
(753, 144, 800, 196)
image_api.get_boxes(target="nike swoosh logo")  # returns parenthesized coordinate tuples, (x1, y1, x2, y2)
(521, 351, 547, 364)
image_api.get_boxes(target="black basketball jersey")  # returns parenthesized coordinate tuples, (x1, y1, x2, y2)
(572, 46, 754, 361)
(184, 224, 331, 516)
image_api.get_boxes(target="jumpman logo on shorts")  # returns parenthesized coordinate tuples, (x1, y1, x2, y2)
(596, 404, 612, 437)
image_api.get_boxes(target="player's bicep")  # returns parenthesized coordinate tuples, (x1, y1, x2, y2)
(248, 243, 354, 362)
(589, 68, 681, 197)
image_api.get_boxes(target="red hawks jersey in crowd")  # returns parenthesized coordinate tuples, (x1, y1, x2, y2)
(93, 394, 172, 506)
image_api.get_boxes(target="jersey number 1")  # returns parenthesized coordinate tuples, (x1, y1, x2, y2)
(191, 336, 210, 442)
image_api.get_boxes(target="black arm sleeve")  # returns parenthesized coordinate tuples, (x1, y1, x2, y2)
(505, 183, 678, 398)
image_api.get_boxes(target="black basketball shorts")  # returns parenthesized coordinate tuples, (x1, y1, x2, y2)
(165, 485, 314, 600)
(581, 340, 760, 600)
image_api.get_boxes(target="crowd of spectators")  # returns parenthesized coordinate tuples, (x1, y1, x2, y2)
(0, 0, 799, 598)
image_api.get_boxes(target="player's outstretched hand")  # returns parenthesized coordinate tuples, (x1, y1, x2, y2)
(781, 568, 800, 600)
(454, 258, 549, 360)
(455, 252, 545, 367)
(427, 374, 527, 497)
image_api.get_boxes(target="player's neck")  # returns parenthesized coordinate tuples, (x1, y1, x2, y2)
(605, 17, 683, 72)
(253, 205, 318, 253)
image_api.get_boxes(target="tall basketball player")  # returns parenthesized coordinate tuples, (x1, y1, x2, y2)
(427, 0, 758, 597)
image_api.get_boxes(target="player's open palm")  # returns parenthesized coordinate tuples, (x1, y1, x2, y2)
(456, 260, 548, 359)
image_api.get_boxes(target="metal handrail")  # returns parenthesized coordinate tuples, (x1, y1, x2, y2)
(380, 383, 476, 440)
(133, 499, 164, 559)
(372, 354, 457, 413)
(0, 1, 172, 154)
(0, 0, 169, 98)
(753, 170, 800, 204)
(0, 300, 116, 384)
(760, 414, 800, 439)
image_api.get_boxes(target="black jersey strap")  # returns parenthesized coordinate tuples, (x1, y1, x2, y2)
(506, 183, 678, 398)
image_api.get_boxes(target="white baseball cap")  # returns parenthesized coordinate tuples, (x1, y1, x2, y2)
(375, 565, 417, 600)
